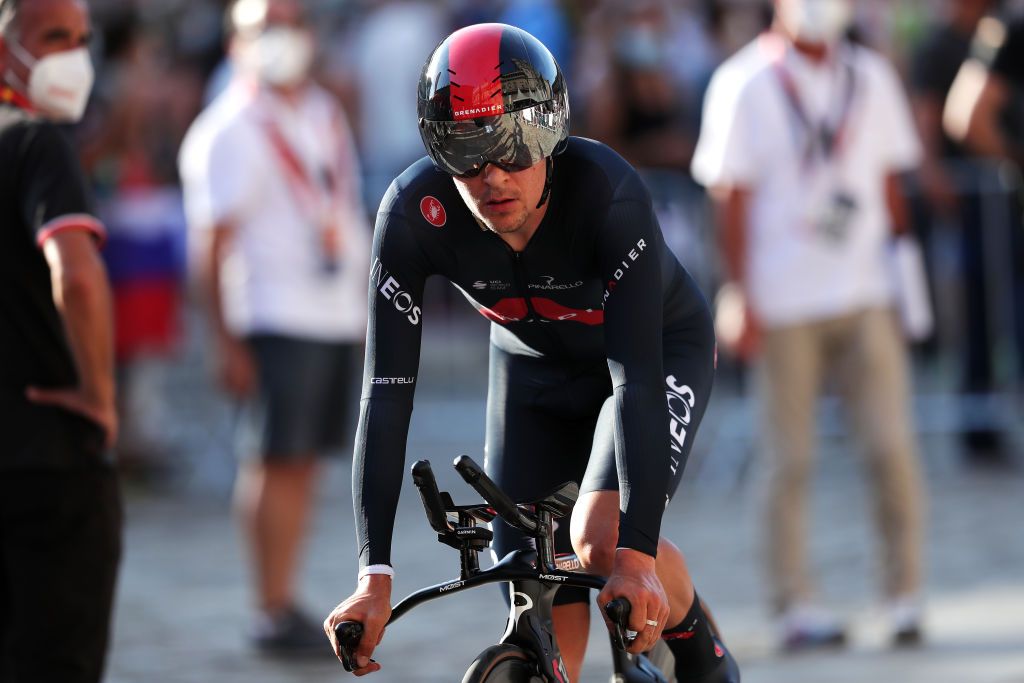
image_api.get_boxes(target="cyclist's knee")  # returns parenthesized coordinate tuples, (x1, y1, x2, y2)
(571, 535, 616, 575)
(570, 491, 619, 574)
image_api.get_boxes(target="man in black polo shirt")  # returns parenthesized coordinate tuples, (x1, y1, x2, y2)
(0, 0, 121, 681)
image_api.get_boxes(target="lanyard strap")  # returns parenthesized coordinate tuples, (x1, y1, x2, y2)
(0, 86, 33, 111)
(773, 53, 857, 171)
(260, 111, 349, 268)
(261, 117, 343, 212)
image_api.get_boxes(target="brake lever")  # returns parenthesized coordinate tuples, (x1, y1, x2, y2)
(334, 621, 375, 672)
(604, 598, 637, 651)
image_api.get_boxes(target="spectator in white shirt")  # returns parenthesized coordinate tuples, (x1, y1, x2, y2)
(692, 0, 927, 652)
(179, 0, 369, 655)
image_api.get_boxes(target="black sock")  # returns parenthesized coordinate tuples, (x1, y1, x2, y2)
(661, 593, 727, 682)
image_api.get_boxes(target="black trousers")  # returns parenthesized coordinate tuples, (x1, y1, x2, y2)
(0, 466, 122, 683)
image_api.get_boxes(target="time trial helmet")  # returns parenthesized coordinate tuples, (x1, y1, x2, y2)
(417, 23, 569, 178)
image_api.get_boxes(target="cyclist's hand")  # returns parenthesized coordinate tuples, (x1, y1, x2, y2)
(324, 574, 392, 675)
(598, 548, 669, 654)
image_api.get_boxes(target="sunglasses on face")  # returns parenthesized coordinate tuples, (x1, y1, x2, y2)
(421, 100, 566, 179)
(454, 159, 535, 179)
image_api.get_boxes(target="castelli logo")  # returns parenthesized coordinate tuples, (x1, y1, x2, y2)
(420, 196, 446, 227)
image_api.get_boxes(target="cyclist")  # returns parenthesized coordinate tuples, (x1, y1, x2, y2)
(325, 23, 740, 683)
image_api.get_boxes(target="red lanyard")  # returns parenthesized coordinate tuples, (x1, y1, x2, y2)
(259, 104, 349, 268)
(772, 52, 857, 172)
(261, 117, 343, 217)
(0, 86, 33, 111)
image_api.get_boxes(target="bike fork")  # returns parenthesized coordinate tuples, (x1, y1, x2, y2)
(500, 578, 570, 682)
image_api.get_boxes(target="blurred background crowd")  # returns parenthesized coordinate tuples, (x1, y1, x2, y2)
(26, 0, 1023, 679)
(79, 0, 1024, 475)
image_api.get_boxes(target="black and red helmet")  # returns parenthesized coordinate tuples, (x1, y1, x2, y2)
(417, 23, 570, 177)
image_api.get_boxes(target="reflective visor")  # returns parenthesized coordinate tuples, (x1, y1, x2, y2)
(420, 98, 567, 177)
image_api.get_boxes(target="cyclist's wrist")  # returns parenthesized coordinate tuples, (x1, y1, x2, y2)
(358, 564, 395, 581)
(613, 547, 657, 571)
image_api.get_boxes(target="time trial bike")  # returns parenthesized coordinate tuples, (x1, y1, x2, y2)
(334, 454, 677, 682)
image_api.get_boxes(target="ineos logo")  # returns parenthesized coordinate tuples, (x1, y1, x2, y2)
(370, 258, 422, 325)
(665, 374, 695, 476)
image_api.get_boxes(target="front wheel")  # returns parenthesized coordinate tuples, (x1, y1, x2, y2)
(462, 644, 545, 683)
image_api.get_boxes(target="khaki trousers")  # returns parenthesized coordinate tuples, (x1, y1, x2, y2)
(758, 307, 926, 612)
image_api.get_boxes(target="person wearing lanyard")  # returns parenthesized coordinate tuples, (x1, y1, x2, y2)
(178, 0, 370, 655)
(692, 0, 928, 651)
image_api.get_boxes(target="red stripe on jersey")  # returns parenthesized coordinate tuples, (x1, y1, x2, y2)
(476, 297, 528, 323)
(530, 297, 604, 326)
(447, 24, 505, 121)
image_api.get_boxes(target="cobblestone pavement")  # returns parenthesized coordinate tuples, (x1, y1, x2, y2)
(105, 315, 1024, 683)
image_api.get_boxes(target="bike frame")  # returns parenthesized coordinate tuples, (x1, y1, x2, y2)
(387, 548, 605, 682)
(330, 458, 668, 681)
(383, 500, 659, 682)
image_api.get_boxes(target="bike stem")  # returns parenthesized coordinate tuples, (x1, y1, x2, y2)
(458, 509, 482, 579)
(534, 508, 557, 571)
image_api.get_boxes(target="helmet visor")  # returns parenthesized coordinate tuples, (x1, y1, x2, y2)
(420, 99, 567, 177)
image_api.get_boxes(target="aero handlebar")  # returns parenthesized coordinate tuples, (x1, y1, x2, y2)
(411, 460, 452, 533)
(453, 455, 540, 534)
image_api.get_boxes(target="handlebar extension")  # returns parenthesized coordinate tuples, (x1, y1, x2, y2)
(453, 455, 539, 535)
(411, 460, 452, 533)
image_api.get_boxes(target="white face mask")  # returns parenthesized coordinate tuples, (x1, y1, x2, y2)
(243, 27, 314, 87)
(6, 40, 94, 121)
(777, 0, 853, 45)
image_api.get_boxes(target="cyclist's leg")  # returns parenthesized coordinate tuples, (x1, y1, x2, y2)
(570, 332, 715, 620)
(570, 401, 703, 627)
(571, 334, 739, 681)
(484, 344, 607, 681)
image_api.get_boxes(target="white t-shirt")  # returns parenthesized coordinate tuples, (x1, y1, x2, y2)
(179, 81, 370, 341)
(692, 35, 922, 326)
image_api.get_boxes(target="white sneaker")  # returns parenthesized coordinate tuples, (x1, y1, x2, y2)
(888, 595, 924, 647)
(778, 603, 847, 652)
